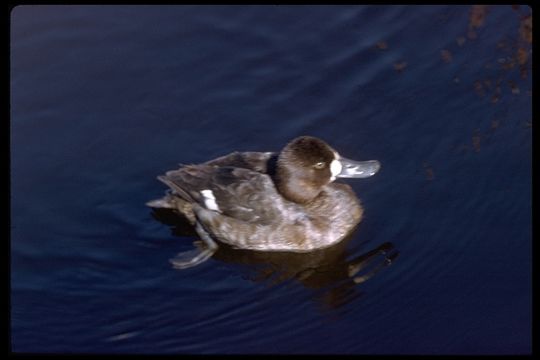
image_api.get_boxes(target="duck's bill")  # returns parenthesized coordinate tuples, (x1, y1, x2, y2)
(337, 158, 381, 178)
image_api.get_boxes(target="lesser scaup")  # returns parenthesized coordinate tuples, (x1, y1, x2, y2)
(147, 136, 380, 269)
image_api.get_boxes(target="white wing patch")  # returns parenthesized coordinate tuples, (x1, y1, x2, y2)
(201, 189, 221, 212)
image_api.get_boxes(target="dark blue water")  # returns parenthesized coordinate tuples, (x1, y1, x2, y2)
(10, 5, 532, 354)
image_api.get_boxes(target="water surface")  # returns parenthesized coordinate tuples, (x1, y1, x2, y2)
(11, 5, 532, 354)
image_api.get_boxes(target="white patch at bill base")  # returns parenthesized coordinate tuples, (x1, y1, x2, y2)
(330, 158, 342, 181)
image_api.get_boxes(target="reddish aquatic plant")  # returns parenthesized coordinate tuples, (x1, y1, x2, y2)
(393, 61, 407, 73)
(375, 41, 388, 50)
(519, 15, 532, 44)
(440, 49, 453, 63)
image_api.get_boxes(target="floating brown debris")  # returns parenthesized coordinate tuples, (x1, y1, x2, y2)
(520, 65, 529, 79)
(508, 80, 520, 95)
(472, 130, 481, 152)
(500, 58, 517, 70)
(491, 118, 500, 130)
(440, 49, 453, 63)
(519, 15, 532, 44)
(516, 47, 529, 65)
(422, 162, 435, 181)
(469, 5, 489, 29)
(491, 84, 502, 103)
(467, 5, 490, 39)
(393, 61, 408, 73)
(474, 81, 485, 97)
(462, 6, 530, 110)
(375, 41, 388, 50)
(496, 40, 508, 49)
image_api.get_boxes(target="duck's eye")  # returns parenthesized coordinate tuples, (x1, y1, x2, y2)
(313, 161, 326, 169)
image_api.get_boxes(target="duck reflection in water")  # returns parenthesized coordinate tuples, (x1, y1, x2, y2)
(151, 208, 399, 309)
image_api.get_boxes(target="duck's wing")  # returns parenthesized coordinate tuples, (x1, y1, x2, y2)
(158, 165, 286, 225)
(147, 151, 276, 213)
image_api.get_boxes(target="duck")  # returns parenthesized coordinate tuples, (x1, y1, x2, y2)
(147, 136, 381, 269)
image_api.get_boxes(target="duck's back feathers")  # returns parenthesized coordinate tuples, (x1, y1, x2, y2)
(204, 151, 277, 173)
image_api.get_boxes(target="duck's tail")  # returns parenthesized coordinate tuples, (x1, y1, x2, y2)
(146, 174, 196, 209)
(156, 175, 197, 203)
(146, 196, 175, 209)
